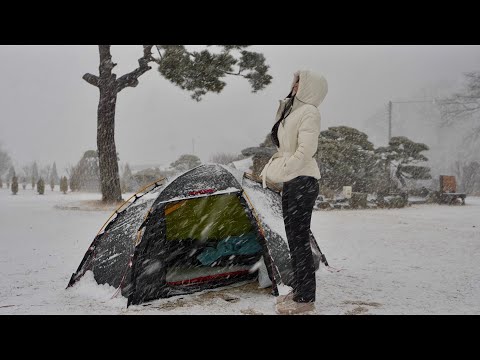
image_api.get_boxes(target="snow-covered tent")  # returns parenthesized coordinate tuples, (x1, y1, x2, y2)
(67, 164, 327, 307)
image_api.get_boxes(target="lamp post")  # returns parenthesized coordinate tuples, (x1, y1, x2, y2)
(385, 98, 437, 194)
(388, 101, 392, 142)
(387, 99, 437, 143)
(192, 136, 201, 157)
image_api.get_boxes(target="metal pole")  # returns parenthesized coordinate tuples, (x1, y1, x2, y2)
(388, 101, 392, 143)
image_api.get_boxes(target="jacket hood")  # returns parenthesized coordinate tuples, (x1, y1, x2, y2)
(291, 70, 328, 108)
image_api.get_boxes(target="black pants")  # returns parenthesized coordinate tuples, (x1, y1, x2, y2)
(282, 176, 319, 303)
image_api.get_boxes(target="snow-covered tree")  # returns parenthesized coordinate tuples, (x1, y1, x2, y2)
(69, 150, 100, 192)
(83, 45, 272, 203)
(21, 177, 27, 190)
(60, 176, 68, 194)
(452, 160, 480, 194)
(120, 163, 135, 193)
(209, 152, 245, 165)
(11, 176, 18, 195)
(0, 144, 12, 179)
(50, 162, 59, 187)
(376, 136, 432, 188)
(170, 154, 201, 173)
(0, 177, 3, 188)
(40, 164, 51, 185)
(6, 166, 15, 188)
(241, 134, 277, 176)
(7, 166, 15, 184)
(37, 178, 45, 195)
(22, 165, 31, 188)
(318, 126, 380, 193)
(132, 167, 164, 189)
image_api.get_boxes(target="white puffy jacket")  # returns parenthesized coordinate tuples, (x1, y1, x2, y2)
(260, 70, 328, 188)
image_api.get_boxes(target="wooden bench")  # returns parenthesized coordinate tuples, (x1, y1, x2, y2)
(440, 192, 466, 205)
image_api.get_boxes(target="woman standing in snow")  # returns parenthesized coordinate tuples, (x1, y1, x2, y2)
(260, 70, 328, 315)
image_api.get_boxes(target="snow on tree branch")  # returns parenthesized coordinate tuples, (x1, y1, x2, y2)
(156, 45, 272, 101)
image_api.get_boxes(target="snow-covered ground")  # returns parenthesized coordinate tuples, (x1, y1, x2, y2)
(1, 188, 479, 315)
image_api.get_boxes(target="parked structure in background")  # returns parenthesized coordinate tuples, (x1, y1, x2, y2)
(438, 175, 466, 205)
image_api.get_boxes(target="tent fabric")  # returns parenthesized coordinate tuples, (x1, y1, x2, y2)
(67, 184, 167, 290)
(67, 164, 326, 307)
(165, 193, 253, 241)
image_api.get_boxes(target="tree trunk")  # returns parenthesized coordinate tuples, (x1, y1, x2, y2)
(83, 45, 154, 202)
(97, 88, 122, 202)
(96, 45, 122, 203)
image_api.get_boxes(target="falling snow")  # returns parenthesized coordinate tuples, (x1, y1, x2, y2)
(1, 189, 479, 314)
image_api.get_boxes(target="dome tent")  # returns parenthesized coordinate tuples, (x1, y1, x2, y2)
(67, 164, 328, 307)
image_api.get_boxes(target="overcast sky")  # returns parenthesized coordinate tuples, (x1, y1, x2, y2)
(1, 45, 479, 175)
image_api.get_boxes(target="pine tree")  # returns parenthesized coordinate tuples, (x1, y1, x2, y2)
(83, 45, 272, 203)
(69, 176, 76, 192)
(121, 163, 134, 193)
(318, 126, 380, 193)
(37, 178, 45, 195)
(131, 167, 162, 189)
(7, 166, 15, 184)
(60, 176, 68, 194)
(375, 136, 432, 188)
(50, 162, 59, 189)
(170, 154, 202, 173)
(11, 176, 18, 195)
(0, 144, 12, 181)
(69, 150, 100, 192)
(22, 166, 31, 188)
(0, 177, 3, 188)
(41, 164, 51, 186)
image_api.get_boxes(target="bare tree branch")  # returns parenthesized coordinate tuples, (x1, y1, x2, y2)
(439, 70, 480, 130)
(439, 95, 480, 125)
(465, 126, 480, 142)
(82, 73, 100, 87)
(116, 45, 159, 92)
